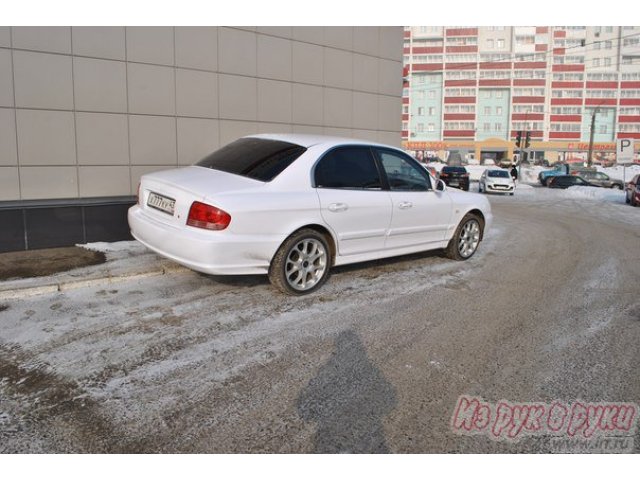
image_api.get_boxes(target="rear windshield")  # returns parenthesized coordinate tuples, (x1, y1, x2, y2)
(487, 170, 510, 178)
(196, 138, 307, 182)
(442, 166, 467, 173)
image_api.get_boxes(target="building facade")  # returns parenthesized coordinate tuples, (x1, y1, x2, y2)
(402, 26, 640, 163)
(0, 26, 403, 252)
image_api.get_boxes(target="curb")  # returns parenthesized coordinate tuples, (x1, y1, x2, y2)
(0, 265, 189, 301)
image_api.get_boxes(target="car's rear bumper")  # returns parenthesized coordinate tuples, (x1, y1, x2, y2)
(128, 205, 279, 275)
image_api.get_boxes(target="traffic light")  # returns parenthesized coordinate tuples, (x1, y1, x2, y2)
(515, 130, 522, 148)
(524, 131, 531, 149)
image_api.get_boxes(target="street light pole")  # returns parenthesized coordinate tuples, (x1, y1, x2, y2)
(587, 107, 598, 168)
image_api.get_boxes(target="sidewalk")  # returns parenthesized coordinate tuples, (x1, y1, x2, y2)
(0, 241, 188, 301)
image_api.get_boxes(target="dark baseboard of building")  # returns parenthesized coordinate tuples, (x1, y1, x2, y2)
(0, 197, 136, 253)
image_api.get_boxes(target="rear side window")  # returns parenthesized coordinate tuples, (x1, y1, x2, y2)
(314, 147, 382, 189)
(196, 138, 306, 182)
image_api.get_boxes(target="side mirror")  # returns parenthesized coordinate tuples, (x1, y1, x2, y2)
(436, 179, 446, 192)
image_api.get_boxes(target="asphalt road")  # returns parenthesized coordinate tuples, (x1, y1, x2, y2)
(1, 194, 639, 453)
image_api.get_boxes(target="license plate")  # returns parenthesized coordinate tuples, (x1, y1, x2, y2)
(450, 181, 459, 186)
(147, 191, 176, 215)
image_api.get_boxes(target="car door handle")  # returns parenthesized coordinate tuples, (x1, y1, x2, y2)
(398, 201, 413, 209)
(328, 202, 349, 212)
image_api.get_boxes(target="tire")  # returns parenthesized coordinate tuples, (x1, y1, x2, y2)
(626, 192, 631, 204)
(612, 184, 623, 190)
(268, 228, 331, 295)
(444, 213, 483, 261)
(478, 183, 483, 193)
(509, 192, 514, 196)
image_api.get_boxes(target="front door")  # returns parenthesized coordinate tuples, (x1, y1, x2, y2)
(373, 148, 453, 250)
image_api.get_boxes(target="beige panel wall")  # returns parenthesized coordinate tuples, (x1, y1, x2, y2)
(0, 26, 402, 201)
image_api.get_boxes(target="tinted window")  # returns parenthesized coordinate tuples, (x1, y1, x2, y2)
(376, 149, 430, 191)
(442, 166, 467, 174)
(315, 147, 382, 189)
(487, 170, 510, 178)
(196, 138, 306, 182)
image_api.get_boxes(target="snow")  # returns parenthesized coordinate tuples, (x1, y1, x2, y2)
(563, 186, 626, 204)
(595, 164, 640, 182)
(2, 183, 639, 451)
(79, 240, 144, 254)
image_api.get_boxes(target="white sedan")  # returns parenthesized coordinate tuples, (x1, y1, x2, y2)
(128, 134, 493, 295)
(479, 168, 515, 195)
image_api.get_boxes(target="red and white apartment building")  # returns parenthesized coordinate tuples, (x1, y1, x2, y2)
(402, 26, 640, 163)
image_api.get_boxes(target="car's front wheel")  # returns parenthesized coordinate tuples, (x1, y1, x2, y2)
(268, 228, 331, 295)
(444, 213, 483, 261)
(612, 184, 623, 190)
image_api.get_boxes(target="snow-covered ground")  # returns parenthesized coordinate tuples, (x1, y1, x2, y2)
(1, 181, 639, 453)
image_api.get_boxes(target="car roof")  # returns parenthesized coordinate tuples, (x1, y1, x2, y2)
(245, 133, 391, 150)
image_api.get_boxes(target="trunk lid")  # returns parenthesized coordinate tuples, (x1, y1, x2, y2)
(138, 166, 265, 227)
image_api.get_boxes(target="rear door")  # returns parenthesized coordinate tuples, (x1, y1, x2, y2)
(373, 148, 452, 249)
(314, 146, 393, 256)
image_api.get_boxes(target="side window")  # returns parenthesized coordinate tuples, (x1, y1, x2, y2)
(375, 149, 431, 191)
(314, 147, 382, 189)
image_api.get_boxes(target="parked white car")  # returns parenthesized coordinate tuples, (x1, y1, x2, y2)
(479, 169, 515, 195)
(128, 135, 493, 295)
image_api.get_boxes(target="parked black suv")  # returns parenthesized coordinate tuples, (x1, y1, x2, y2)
(439, 166, 470, 191)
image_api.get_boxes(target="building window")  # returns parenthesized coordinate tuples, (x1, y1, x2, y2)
(484, 91, 491, 99)
(496, 106, 503, 115)
(599, 125, 608, 134)
(605, 40, 612, 49)
(604, 58, 612, 67)
(417, 123, 424, 132)
(429, 90, 436, 99)
(495, 123, 502, 132)
(417, 107, 425, 116)
(496, 91, 504, 99)
(428, 107, 436, 116)
(428, 123, 435, 132)
(605, 26, 614, 33)
(497, 39, 505, 49)
(487, 39, 494, 49)
(484, 106, 491, 115)
(593, 58, 600, 67)
(483, 123, 491, 131)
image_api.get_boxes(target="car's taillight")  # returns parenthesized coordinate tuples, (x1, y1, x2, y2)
(187, 201, 231, 231)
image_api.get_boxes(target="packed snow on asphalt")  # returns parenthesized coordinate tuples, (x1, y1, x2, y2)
(1, 182, 639, 453)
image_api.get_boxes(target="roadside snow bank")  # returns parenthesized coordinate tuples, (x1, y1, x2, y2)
(79, 240, 142, 253)
(597, 164, 640, 181)
(563, 186, 626, 204)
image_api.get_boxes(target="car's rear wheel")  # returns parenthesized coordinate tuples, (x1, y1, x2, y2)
(444, 213, 483, 261)
(612, 184, 622, 190)
(626, 192, 631, 204)
(268, 229, 331, 295)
